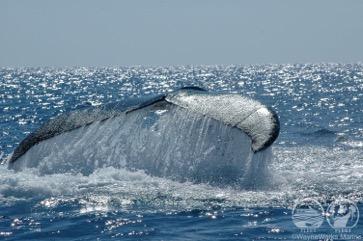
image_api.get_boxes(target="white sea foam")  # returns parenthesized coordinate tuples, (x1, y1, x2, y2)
(2, 134, 362, 212)
(1, 143, 362, 211)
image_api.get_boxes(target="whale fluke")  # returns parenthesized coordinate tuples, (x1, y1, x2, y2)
(8, 87, 279, 185)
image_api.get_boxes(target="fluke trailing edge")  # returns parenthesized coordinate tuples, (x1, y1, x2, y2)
(8, 87, 279, 184)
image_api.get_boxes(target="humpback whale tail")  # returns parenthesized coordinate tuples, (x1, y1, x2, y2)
(8, 87, 279, 186)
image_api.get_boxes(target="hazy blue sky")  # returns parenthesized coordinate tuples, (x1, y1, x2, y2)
(1, 0, 362, 67)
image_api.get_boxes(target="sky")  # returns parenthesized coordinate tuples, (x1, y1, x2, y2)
(0, 0, 362, 67)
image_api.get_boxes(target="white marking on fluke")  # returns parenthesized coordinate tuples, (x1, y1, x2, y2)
(166, 88, 279, 152)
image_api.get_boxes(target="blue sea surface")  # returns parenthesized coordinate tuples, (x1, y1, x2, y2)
(0, 64, 362, 240)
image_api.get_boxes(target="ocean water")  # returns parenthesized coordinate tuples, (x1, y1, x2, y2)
(0, 64, 362, 240)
